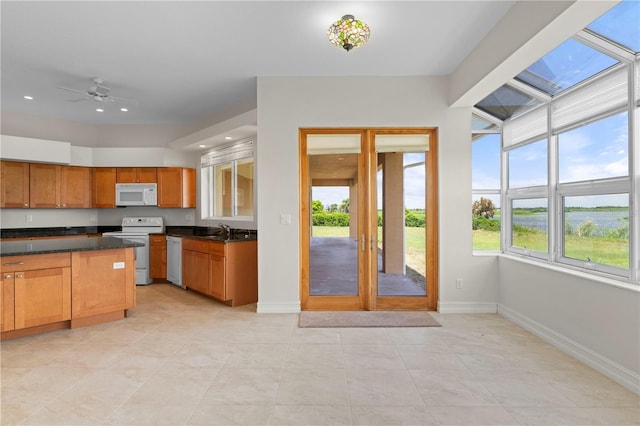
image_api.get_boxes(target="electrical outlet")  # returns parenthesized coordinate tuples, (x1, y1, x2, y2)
(25, 214, 33, 223)
(456, 278, 463, 289)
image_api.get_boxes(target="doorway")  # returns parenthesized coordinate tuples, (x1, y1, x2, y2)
(299, 128, 438, 311)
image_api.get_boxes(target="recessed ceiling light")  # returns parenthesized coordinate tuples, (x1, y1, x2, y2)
(224, 136, 233, 140)
(120, 107, 128, 112)
(23, 95, 33, 100)
(96, 108, 104, 112)
(199, 145, 206, 148)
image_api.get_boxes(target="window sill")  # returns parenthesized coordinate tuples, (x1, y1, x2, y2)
(499, 253, 639, 293)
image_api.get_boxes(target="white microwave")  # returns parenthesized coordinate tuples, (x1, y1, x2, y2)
(116, 183, 158, 206)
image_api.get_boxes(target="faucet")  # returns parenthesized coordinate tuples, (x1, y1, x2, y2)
(218, 223, 231, 236)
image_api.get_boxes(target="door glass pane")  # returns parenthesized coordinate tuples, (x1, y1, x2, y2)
(309, 154, 358, 296)
(376, 150, 426, 296)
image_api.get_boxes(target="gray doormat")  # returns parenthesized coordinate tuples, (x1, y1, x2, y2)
(298, 311, 441, 328)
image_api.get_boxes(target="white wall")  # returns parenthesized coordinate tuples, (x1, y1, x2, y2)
(256, 76, 499, 313)
(498, 256, 640, 393)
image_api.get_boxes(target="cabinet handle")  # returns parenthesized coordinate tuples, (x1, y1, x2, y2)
(3, 261, 24, 266)
(4, 274, 12, 279)
(16, 274, 23, 279)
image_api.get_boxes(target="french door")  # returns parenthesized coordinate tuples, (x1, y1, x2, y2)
(299, 128, 438, 311)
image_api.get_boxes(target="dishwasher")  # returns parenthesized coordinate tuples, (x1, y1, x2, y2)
(166, 235, 184, 288)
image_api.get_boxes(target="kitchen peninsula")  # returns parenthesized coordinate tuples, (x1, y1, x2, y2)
(0, 237, 141, 340)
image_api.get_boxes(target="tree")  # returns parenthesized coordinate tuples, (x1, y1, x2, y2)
(472, 197, 496, 219)
(340, 198, 350, 213)
(312, 200, 324, 213)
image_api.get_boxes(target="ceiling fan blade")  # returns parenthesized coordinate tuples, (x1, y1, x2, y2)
(57, 86, 89, 96)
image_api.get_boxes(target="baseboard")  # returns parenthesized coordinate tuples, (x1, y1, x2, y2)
(437, 302, 497, 313)
(498, 304, 640, 395)
(256, 301, 301, 313)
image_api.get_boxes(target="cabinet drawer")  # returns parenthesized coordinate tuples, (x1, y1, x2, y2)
(150, 234, 166, 245)
(182, 238, 209, 253)
(208, 242, 225, 256)
(1, 252, 71, 273)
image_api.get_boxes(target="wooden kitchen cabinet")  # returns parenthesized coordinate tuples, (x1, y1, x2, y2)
(29, 164, 91, 208)
(157, 167, 196, 208)
(29, 163, 60, 208)
(71, 248, 136, 321)
(182, 238, 257, 307)
(183, 241, 210, 295)
(1, 160, 30, 208)
(1, 272, 15, 332)
(116, 167, 157, 183)
(150, 234, 167, 280)
(61, 166, 91, 208)
(0, 252, 71, 332)
(92, 167, 117, 208)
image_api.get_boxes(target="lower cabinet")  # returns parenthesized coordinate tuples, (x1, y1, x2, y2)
(183, 241, 210, 294)
(182, 238, 257, 307)
(150, 234, 167, 280)
(0, 248, 136, 339)
(1, 253, 71, 333)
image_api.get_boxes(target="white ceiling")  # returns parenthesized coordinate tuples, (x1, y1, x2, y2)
(1, 1, 515, 133)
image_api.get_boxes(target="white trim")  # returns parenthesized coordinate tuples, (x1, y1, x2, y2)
(498, 304, 640, 395)
(437, 302, 497, 314)
(256, 301, 301, 314)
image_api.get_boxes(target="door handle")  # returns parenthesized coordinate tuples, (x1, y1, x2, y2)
(370, 236, 375, 252)
(361, 234, 365, 252)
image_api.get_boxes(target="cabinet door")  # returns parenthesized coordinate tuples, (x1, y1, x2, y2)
(182, 168, 196, 208)
(137, 168, 157, 183)
(116, 168, 138, 183)
(1, 272, 15, 332)
(0, 161, 30, 208)
(183, 249, 209, 294)
(150, 235, 167, 279)
(14, 267, 71, 329)
(157, 167, 183, 208)
(93, 168, 116, 208)
(30, 163, 61, 208)
(209, 254, 226, 300)
(61, 166, 91, 208)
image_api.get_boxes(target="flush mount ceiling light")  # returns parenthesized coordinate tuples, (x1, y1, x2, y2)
(327, 14, 370, 52)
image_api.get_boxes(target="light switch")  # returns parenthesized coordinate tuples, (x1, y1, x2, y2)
(113, 262, 125, 269)
(280, 213, 291, 225)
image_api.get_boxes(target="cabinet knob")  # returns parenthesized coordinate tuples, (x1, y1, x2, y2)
(23, 203, 28, 207)
(16, 274, 23, 279)
(4, 274, 11, 279)
(62, 204, 66, 207)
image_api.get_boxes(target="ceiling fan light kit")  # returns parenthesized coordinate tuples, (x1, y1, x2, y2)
(327, 14, 371, 52)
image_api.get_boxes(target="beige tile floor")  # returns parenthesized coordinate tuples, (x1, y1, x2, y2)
(1, 283, 638, 425)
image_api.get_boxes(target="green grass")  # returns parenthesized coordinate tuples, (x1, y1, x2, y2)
(472, 229, 628, 268)
(314, 226, 629, 270)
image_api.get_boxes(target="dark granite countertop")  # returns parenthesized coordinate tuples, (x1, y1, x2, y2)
(0, 226, 121, 239)
(165, 226, 257, 243)
(0, 237, 144, 257)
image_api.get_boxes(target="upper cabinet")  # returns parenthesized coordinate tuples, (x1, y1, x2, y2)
(92, 167, 116, 208)
(157, 167, 196, 208)
(0, 161, 30, 208)
(30, 164, 91, 208)
(116, 167, 157, 183)
(1, 161, 196, 210)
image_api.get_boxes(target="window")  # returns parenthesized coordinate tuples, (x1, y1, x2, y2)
(562, 194, 629, 271)
(472, 133, 501, 251)
(511, 198, 548, 255)
(558, 112, 628, 183)
(507, 139, 547, 189)
(201, 140, 255, 220)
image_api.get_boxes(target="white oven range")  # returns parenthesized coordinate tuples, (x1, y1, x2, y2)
(103, 216, 164, 285)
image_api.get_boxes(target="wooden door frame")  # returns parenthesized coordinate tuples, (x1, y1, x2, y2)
(299, 127, 439, 311)
(368, 128, 439, 311)
(299, 128, 368, 311)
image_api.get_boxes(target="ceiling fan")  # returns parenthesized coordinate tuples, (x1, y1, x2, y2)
(57, 77, 120, 102)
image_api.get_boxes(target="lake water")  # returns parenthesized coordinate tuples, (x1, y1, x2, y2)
(507, 210, 628, 232)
